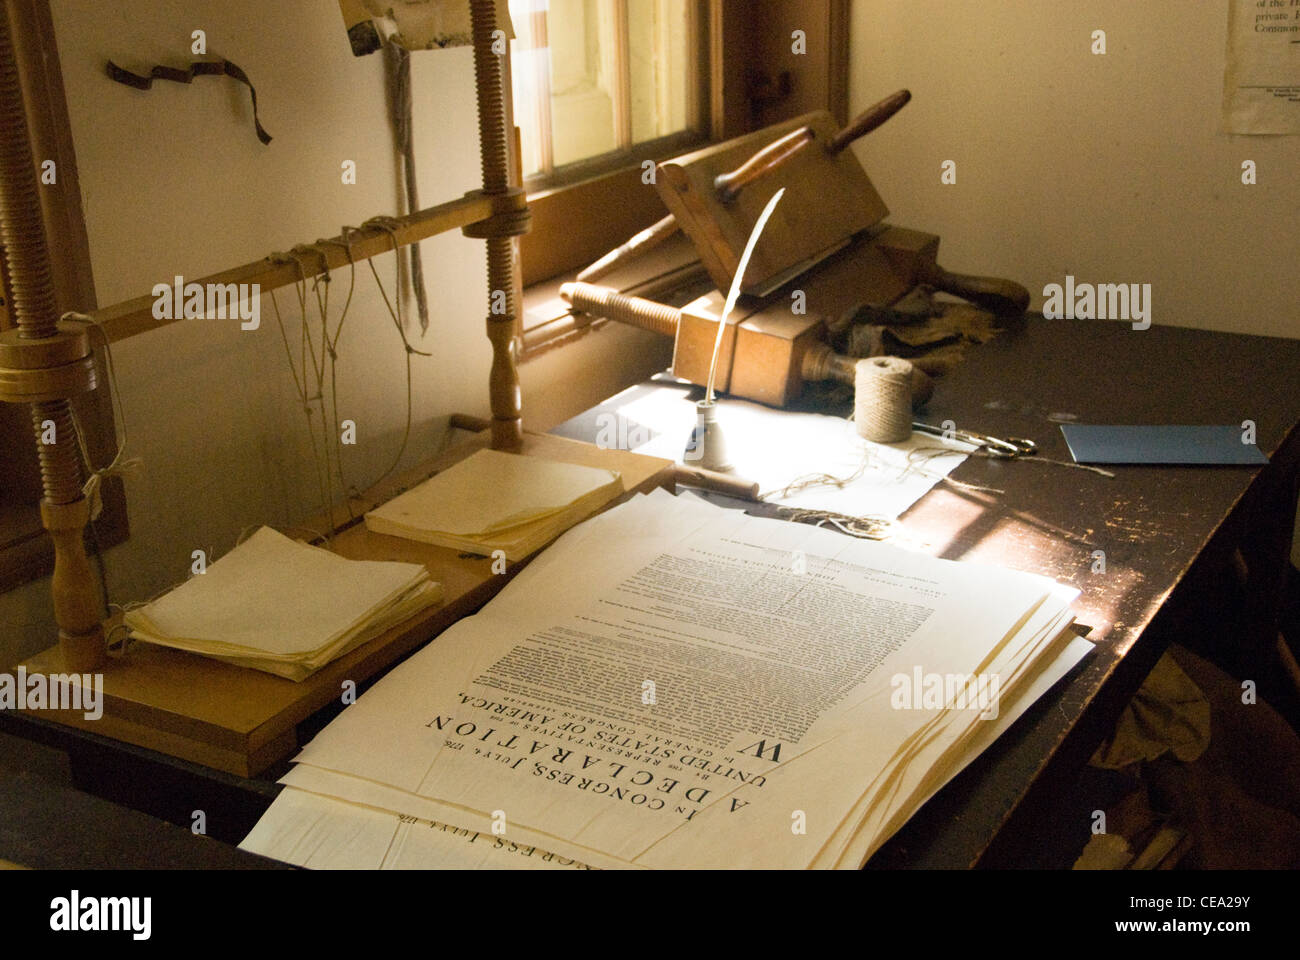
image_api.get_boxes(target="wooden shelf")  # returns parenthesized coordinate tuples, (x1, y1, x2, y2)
(19, 431, 674, 777)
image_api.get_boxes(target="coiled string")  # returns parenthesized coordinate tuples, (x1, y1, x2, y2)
(854, 356, 913, 443)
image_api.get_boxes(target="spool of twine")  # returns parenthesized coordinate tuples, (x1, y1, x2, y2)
(855, 356, 913, 443)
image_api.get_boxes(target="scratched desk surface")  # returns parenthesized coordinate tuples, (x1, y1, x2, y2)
(554, 315, 1300, 868)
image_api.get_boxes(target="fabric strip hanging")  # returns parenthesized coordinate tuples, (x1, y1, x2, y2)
(105, 59, 273, 145)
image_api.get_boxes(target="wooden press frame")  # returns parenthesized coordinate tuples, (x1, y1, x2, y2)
(0, 0, 531, 598)
(0, 0, 679, 776)
(0, 3, 526, 661)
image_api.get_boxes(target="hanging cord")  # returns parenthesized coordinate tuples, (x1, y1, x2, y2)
(299, 243, 337, 527)
(357, 215, 432, 491)
(383, 39, 430, 333)
(315, 232, 362, 516)
(60, 312, 143, 624)
(269, 234, 366, 524)
(266, 219, 432, 530)
(267, 248, 336, 536)
(60, 312, 142, 511)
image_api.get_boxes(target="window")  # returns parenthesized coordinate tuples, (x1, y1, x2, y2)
(509, 0, 704, 186)
(511, 0, 852, 353)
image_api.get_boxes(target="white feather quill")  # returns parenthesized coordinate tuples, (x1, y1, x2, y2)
(704, 187, 785, 403)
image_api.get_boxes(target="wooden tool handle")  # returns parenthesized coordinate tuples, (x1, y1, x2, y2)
(560, 281, 681, 337)
(713, 126, 815, 204)
(801, 342, 934, 408)
(920, 263, 1031, 316)
(673, 464, 761, 501)
(826, 89, 911, 155)
(449, 412, 493, 432)
(576, 214, 680, 284)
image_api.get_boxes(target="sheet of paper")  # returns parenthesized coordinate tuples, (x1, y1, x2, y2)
(240, 787, 594, 870)
(252, 628, 1091, 870)
(1223, 0, 1300, 134)
(177, 580, 442, 680)
(366, 448, 620, 536)
(615, 389, 971, 518)
(276, 763, 635, 869)
(1060, 424, 1268, 465)
(289, 489, 1073, 868)
(818, 603, 1083, 868)
(832, 632, 1093, 868)
(125, 527, 427, 656)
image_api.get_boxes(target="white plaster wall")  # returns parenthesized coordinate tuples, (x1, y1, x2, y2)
(848, 0, 1299, 566)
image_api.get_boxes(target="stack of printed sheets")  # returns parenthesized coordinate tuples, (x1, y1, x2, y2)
(242, 490, 1091, 867)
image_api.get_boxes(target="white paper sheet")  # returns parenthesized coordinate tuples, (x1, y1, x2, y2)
(1223, 0, 1300, 134)
(263, 490, 1084, 869)
(617, 389, 971, 518)
(240, 787, 596, 870)
(242, 631, 1092, 869)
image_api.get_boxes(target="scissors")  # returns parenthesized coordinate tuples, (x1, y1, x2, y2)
(911, 422, 1038, 459)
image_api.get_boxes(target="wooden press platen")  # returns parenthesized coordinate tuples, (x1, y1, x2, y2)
(655, 111, 889, 296)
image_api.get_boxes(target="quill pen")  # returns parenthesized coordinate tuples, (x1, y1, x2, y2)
(704, 188, 786, 403)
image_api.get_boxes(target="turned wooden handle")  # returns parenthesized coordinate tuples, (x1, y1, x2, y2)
(560, 281, 682, 337)
(577, 214, 680, 284)
(713, 126, 815, 204)
(673, 465, 760, 501)
(801, 342, 934, 409)
(449, 412, 493, 433)
(826, 89, 911, 155)
(920, 263, 1031, 316)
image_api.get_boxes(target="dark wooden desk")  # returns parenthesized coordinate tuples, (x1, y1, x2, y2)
(4, 315, 1298, 867)
(0, 768, 286, 869)
(553, 315, 1300, 867)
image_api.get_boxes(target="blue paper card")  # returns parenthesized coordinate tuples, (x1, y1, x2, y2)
(1060, 425, 1268, 466)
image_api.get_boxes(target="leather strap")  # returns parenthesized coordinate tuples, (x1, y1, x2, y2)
(105, 58, 272, 145)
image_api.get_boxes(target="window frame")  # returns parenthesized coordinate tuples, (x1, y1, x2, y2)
(515, 0, 852, 356)
(512, 0, 711, 193)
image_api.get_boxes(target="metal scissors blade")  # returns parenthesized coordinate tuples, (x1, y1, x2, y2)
(912, 422, 1037, 459)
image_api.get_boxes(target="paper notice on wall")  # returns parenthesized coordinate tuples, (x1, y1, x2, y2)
(1223, 0, 1300, 134)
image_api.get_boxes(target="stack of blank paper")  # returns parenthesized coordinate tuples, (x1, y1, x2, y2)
(364, 448, 623, 561)
(124, 527, 440, 681)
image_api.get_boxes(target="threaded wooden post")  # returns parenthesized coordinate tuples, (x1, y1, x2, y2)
(470, 0, 524, 451)
(0, 7, 103, 669)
